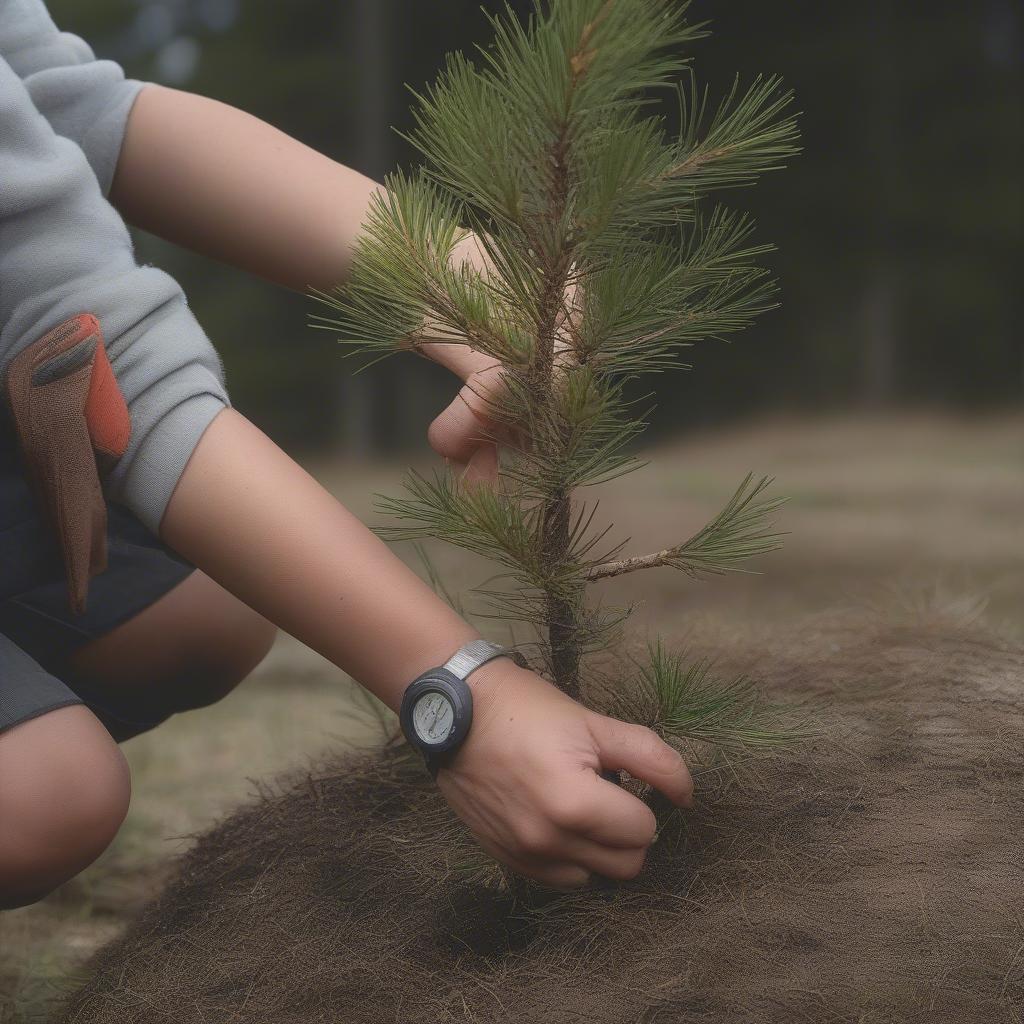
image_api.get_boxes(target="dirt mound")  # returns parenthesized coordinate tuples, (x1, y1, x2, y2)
(62, 607, 1024, 1024)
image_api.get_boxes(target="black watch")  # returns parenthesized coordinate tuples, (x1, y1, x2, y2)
(399, 639, 524, 778)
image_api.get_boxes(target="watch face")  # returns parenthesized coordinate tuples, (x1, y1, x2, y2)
(411, 690, 455, 745)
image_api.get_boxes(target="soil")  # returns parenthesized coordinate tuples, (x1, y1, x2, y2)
(60, 603, 1024, 1024)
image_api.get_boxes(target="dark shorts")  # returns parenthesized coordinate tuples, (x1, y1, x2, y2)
(0, 436, 194, 738)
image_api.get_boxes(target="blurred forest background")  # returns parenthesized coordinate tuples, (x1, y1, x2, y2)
(46, 0, 1023, 455)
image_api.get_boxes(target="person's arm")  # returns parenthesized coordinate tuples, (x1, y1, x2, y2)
(1, 4, 501, 468)
(111, 84, 564, 482)
(111, 87, 371, 292)
(161, 408, 694, 888)
(110, 84, 488, 383)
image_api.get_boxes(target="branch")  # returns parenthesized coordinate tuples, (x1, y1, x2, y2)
(570, 0, 614, 81)
(587, 546, 679, 581)
(608, 640, 811, 752)
(587, 474, 785, 581)
(656, 73, 799, 193)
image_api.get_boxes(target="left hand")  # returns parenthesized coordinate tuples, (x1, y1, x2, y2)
(420, 232, 578, 486)
(420, 231, 516, 486)
(427, 358, 513, 486)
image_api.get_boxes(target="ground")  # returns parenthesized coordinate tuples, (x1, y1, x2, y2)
(1, 410, 1021, 1023)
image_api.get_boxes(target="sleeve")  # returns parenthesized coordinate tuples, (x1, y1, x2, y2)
(0, 0, 146, 195)
(0, 54, 229, 536)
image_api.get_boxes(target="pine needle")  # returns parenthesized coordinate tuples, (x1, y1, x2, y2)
(615, 639, 811, 752)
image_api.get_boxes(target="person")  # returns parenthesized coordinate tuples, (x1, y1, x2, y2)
(0, 0, 694, 910)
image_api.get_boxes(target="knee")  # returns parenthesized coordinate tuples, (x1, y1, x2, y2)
(0, 711, 130, 909)
(171, 611, 277, 712)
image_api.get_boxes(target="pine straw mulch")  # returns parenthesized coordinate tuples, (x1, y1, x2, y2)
(61, 604, 1024, 1024)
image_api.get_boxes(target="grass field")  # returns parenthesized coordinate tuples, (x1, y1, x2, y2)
(1, 411, 1021, 1023)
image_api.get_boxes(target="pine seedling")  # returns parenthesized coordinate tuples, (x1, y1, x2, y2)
(315, 0, 799, 755)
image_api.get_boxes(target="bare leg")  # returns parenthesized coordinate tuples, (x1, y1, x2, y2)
(0, 570, 276, 907)
(66, 570, 277, 740)
(0, 705, 130, 909)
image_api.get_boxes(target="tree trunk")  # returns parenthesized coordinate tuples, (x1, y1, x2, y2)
(861, 0, 899, 406)
(341, 0, 395, 456)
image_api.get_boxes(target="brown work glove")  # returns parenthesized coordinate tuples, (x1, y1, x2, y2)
(5, 313, 131, 614)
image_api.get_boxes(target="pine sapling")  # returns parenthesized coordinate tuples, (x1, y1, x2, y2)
(315, 0, 801, 770)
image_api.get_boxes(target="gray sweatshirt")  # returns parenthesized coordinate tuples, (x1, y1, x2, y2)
(0, 0, 230, 535)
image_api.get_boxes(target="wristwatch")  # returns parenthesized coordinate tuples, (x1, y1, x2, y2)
(399, 638, 525, 778)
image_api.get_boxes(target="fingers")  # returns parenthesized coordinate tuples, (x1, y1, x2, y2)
(486, 819, 648, 887)
(527, 862, 591, 892)
(587, 714, 695, 809)
(473, 833, 591, 891)
(502, 821, 652, 886)
(510, 832, 648, 885)
(427, 388, 497, 466)
(461, 443, 498, 486)
(494, 773, 660, 883)
(427, 375, 517, 468)
(544, 771, 659, 849)
(415, 330, 499, 382)
(454, 726, 690, 889)
(557, 833, 648, 882)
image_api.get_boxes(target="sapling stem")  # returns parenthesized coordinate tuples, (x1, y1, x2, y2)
(533, 68, 583, 697)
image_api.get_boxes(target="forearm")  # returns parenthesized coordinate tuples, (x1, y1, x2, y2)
(110, 84, 492, 380)
(159, 408, 479, 710)
(110, 84, 381, 294)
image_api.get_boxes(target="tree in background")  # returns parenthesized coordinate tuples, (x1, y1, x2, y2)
(320, 0, 799, 757)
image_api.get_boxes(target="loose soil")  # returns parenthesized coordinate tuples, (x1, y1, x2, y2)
(61, 603, 1024, 1024)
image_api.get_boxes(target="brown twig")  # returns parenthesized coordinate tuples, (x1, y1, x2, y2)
(587, 547, 678, 581)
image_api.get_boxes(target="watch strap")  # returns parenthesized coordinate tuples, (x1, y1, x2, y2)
(442, 638, 526, 680)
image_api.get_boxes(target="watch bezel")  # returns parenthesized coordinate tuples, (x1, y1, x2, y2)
(399, 668, 473, 757)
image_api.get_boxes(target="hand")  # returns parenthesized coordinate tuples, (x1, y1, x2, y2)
(421, 231, 517, 485)
(436, 657, 695, 889)
(427, 359, 513, 486)
(421, 232, 579, 486)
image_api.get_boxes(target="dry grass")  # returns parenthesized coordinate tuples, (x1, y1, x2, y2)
(1, 410, 1021, 1022)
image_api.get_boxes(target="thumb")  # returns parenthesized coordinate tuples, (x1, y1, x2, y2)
(588, 715, 695, 808)
(427, 373, 519, 466)
(427, 384, 492, 465)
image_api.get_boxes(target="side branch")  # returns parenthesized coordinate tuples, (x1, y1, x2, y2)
(587, 474, 785, 582)
(394, 218, 513, 360)
(587, 547, 679, 581)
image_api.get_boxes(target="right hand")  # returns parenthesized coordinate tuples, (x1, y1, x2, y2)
(436, 656, 694, 889)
